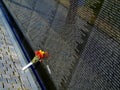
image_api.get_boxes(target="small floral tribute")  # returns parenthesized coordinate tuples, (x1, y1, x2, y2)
(22, 50, 49, 71)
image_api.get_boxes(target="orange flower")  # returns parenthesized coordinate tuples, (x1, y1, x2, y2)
(35, 50, 49, 59)
(35, 50, 44, 59)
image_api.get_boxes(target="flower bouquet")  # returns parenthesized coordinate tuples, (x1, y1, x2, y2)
(22, 50, 49, 71)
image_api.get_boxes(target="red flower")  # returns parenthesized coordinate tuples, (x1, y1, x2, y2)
(35, 50, 44, 59)
(44, 52, 49, 58)
(35, 50, 49, 59)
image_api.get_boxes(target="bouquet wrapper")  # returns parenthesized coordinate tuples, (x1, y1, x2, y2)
(22, 62, 33, 71)
(22, 56, 39, 71)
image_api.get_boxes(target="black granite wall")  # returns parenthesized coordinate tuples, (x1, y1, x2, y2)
(68, 0, 120, 89)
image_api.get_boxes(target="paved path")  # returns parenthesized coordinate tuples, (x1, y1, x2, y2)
(0, 8, 40, 90)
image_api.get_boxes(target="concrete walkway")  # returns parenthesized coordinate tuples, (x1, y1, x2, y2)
(0, 8, 41, 90)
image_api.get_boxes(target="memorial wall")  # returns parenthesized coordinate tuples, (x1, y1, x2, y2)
(3, 0, 120, 89)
